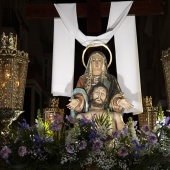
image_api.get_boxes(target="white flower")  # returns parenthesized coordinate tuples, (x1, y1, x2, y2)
(65, 128, 78, 144)
(96, 125, 109, 139)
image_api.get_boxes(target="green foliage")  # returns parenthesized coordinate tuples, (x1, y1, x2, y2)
(44, 121, 53, 138)
(157, 102, 165, 123)
(94, 109, 112, 129)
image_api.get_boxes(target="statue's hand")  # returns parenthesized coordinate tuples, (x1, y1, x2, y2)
(118, 99, 134, 110)
(66, 98, 80, 110)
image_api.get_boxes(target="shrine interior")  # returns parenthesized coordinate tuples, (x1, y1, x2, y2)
(0, 0, 170, 126)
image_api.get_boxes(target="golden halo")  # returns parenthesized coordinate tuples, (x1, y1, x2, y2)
(82, 43, 112, 68)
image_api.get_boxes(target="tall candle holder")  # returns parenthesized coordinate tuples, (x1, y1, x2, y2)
(161, 48, 170, 112)
(0, 32, 29, 143)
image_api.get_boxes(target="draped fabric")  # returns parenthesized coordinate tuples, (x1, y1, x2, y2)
(52, 1, 143, 114)
(114, 16, 143, 114)
(54, 2, 133, 46)
(52, 18, 75, 96)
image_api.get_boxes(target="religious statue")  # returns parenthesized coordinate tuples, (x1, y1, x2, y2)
(1, 32, 8, 49)
(67, 45, 133, 129)
(76, 82, 125, 131)
(8, 32, 16, 50)
(1, 32, 17, 50)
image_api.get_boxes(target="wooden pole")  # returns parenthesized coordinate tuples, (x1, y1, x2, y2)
(25, 0, 164, 19)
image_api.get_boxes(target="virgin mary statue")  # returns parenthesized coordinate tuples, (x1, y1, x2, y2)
(67, 50, 133, 118)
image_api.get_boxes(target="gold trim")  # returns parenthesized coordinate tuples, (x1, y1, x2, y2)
(82, 43, 112, 68)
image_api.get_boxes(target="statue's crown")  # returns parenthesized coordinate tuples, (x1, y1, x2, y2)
(0, 32, 17, 50)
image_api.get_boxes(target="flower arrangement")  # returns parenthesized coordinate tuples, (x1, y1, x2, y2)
(0, 107, 170, 170)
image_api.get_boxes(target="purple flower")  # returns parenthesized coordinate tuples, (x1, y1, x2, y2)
(134, 121, 138, 127)
(49, 115, 62, 132)
(33, 135, 43, 148)
(118, 147, 128, 157)
(79, 140, 87, 150)
(89, 129, 100, 142)
(55, 114, 63, 124)
(92, 140, 103, 152)
(131, 140, 146, 158)
(50, 124, 61, 132)
(91, 114, 96, 122)
(141, 124, 150, 134)
(18, 119, 30, 130)
(66, 115, 74, 124)
(18, 146, 27, 157)
(77, 115, 95, 127)
(122, 126, 128, 136)
(134, 121, 138, 130)
(0, 146, 11, 159)
(165, 116, 170, 125)
(112, 130, 121, 139)
(65, 145, 74, 154)
(50, 123, 61, 131)
(147, 133, 158, 145)
(89, 129, 96, 142)
(44, 137, 53, 143)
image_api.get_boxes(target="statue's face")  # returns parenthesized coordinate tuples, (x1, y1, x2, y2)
(91, 53, 103, 72)
(92, 86, 107, 104)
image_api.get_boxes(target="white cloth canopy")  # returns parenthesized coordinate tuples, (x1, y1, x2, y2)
(54, 2, 133, 46)
(52, 1, 143, 114)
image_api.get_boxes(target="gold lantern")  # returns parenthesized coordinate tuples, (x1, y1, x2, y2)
(161, 48, 170, 112)
(0, 32, 29, 141)
(138, 96, 158, 130)
(43, 97, 64, 139)
(44, 97, 64, 124)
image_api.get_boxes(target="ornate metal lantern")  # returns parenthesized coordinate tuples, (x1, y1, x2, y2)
(44, 97, 64, 123)
(138, 96, 158, 130)
(161, 48, 170, 112)
(43, 97, 64, 139)
(0, 32, 29, 140)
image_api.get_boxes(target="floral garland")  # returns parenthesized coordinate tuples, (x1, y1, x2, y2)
(0, 109, 170, 170)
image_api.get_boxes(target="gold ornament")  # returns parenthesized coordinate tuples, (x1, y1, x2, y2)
(1, 32, 17, 50)
(138, 96, 158, 130)
(0, 32, 29, 143)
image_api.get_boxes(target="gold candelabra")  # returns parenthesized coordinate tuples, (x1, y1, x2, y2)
(0, 32, 29, 142)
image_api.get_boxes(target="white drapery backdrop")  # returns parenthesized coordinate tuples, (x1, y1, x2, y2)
(52, 1, 143, 114)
